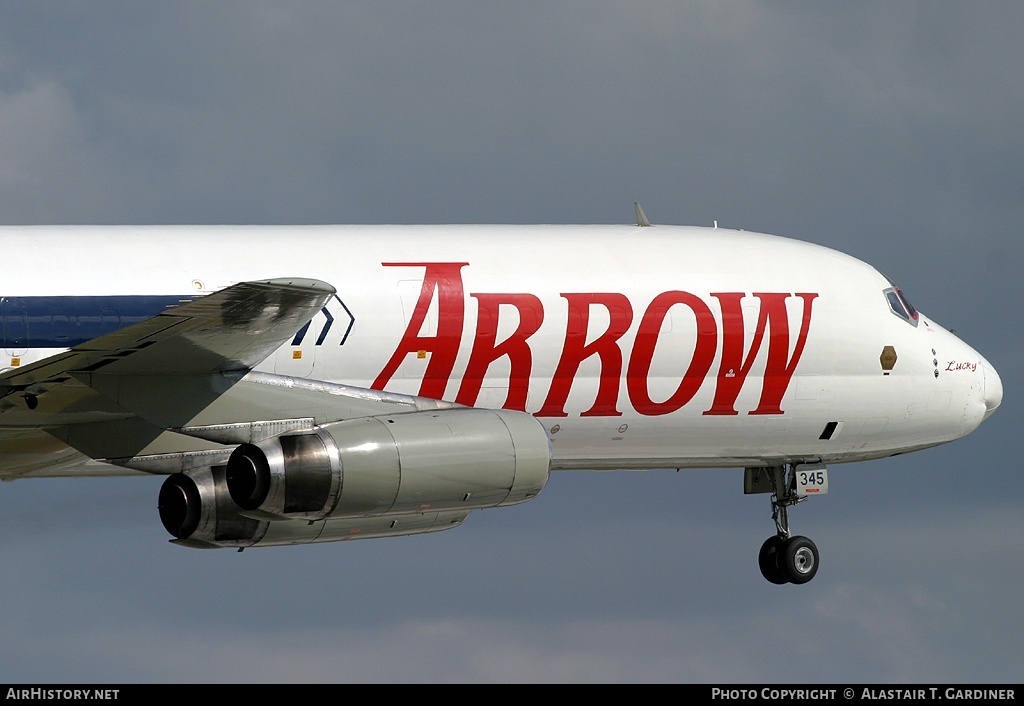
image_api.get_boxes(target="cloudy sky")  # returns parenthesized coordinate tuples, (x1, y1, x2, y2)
(0, 2, 1020, 684)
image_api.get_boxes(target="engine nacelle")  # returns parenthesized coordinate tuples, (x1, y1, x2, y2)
(158, 465, 473, 548)
(224, 407, 551, 522)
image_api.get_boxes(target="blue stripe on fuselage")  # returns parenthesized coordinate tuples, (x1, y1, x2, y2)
(1, 296, 192, 349)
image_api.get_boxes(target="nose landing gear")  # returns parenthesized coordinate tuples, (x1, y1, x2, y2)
(746, 464, 824, 585)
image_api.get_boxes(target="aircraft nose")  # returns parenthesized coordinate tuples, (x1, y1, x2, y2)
(982, 359, 1003, 420)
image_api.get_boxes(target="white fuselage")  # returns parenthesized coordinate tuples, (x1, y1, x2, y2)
(0, 224, 1002, 476)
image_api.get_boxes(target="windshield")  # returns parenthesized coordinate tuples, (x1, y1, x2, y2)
(883, 286, 919, 326)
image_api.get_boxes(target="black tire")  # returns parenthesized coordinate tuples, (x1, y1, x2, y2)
(758, 535, 789, 584)
(781, 535, 819, 584)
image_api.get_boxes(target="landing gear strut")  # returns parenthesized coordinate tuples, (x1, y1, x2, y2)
(747, 464, 822, 585)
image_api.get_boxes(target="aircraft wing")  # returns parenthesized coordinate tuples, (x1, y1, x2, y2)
(0, 279, 339, 468)
(1, 277, 336, 392)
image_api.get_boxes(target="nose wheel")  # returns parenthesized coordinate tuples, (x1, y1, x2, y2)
(760, 533, 819, 584)
(748, 464, 823, 585)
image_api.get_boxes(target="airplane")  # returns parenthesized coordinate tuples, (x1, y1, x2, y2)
(0, 213, 1002, 585)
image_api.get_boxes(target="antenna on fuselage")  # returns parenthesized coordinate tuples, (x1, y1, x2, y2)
(634, 202, 651, 227)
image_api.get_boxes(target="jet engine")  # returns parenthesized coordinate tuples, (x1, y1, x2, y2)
(158, 407, 551, 548)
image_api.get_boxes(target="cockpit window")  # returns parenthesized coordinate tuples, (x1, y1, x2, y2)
(896, 288, 917, 319)
(883, 286, 919, 326)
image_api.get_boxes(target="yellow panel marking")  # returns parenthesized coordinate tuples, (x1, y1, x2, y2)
(879, 345, 897, 371)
